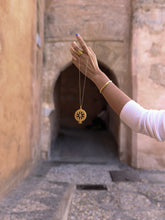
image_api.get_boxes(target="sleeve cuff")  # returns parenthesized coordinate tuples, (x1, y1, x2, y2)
(120, 100, 145, 132)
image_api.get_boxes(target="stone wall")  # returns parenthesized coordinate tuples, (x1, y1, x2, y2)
(0, 0, 44, 197)
(43, 0, 132, 162)
(132, 0, 165, 169)
(43, 0, 165, 169)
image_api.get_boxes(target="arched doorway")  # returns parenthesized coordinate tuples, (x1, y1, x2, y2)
(50, 62, 119, 163)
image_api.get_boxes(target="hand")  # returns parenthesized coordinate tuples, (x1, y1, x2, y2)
(70, 34, 131, 116)
(70, 34, 101, 81)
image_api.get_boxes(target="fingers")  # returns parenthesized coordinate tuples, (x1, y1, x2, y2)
(71, 34, 89, 57)
(70, 34, 91, 64)
(70, 47, 79, 61)
(76, 34, 89, 54)
(71, 41, 83, 57)
(71, 41, 81, 52)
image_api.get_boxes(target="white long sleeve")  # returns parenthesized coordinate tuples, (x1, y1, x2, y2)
(120, 100, 165, 141)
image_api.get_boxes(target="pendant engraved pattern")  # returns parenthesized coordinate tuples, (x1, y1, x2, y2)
(74, 108, 87, 124)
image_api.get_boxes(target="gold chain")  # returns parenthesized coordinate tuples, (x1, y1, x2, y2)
(74, 56, 89, 124)
(78, 58, 88, 108)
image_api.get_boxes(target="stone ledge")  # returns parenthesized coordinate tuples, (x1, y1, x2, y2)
(0, 174, 74, 220)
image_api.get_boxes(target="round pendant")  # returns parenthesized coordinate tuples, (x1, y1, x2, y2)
(74, 107, 87, 124)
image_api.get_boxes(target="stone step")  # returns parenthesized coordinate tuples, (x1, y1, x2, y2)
(0, 164, 74, 220)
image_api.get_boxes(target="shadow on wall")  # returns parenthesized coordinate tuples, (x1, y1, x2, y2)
(50, 61, 119, 146)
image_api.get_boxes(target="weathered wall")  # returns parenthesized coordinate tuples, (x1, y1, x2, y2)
(132, 0, 165, 169)
(43, 0, 165, 169)
(0, 0, 44, 197)
(43, 0, 132, 162)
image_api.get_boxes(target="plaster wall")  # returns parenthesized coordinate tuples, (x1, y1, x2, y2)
(132, 0, 165, 169)
(0, 0, 44, 197)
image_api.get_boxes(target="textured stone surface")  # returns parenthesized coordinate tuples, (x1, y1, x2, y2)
(150, 64, 165, 87)
(132, 0, 165, 169)
(0, 161, 165, 220)
(0, 161, 74, 220)
(133, 7, 165, 32)
(45, 0, 131, 41)
(46, 164, 115, 185)
(68, 171, 165, 220)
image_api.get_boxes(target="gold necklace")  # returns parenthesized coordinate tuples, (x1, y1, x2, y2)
(74, 58, 88, 124)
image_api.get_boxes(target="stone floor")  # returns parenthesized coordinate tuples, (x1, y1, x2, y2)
(51, 128, 118, 164)
(0, 128, 165, 220)
(0, 162, 165, 220)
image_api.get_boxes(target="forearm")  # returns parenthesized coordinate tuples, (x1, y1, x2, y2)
(91, 69, 131, 115)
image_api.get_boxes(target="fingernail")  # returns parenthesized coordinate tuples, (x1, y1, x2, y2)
(76, 33, 79, 36)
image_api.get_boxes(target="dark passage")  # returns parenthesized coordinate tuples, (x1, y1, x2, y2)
(51, 62, 119, 163)
(51, 127, 118, 164)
